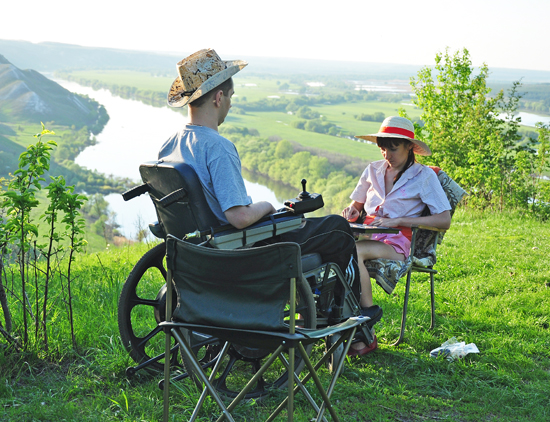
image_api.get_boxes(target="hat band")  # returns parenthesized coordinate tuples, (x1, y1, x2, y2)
(380, 126, 414, 139)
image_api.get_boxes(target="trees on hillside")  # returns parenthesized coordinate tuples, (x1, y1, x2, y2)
(403, 48, 550, 216)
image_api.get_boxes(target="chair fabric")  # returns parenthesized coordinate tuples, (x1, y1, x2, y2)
(161, 236, 369, 422)
(168, 237, 302, 331)
(365, 169, 466, 295)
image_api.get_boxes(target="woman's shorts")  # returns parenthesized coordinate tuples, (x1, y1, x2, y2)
(371, 232, 411, 258)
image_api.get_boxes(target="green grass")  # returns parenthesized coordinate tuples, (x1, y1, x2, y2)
(2, 209, 549, 421)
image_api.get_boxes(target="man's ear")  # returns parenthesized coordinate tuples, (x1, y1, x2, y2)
(213, 90, 223, 107)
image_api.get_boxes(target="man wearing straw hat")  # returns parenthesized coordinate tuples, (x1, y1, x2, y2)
(158, 49, 377, 329)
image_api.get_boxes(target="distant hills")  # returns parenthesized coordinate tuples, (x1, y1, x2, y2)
(3, 39, 550, 83)
(0, 54, 108, 132)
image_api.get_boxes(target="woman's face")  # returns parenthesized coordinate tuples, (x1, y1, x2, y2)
(378, 140, 413, 170)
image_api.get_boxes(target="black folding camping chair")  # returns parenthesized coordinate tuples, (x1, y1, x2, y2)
(160, 237, 370, 422)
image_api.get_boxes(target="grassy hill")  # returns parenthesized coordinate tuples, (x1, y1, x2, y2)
(0, 55, 108, 132)
(2, 210, 549, 421)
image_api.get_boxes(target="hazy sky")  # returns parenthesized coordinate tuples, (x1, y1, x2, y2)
(2, 0, 549, 71)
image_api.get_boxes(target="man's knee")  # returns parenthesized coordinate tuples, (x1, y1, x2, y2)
(312, 214, 353, 234)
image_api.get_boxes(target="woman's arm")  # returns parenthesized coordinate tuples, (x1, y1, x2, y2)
(372, 210, 451, 230)
(342, 201, 364, 222)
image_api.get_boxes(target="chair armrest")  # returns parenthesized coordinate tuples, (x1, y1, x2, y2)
(186, 211, 304, 249)
(412, 224, 447, 233)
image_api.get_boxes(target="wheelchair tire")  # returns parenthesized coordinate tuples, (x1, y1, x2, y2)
(179, 275, 317, 398)
(118, 242, 177, 372)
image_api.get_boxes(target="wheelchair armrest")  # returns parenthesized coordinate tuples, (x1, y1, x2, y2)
(187, 210, 304, 249)
(122, 183, 150, 201)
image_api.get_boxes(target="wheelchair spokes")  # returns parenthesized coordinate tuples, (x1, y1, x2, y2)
(118, 242, 177, 372)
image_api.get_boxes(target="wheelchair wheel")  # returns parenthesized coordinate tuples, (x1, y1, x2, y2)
(179, 275, 317, 398)
(118, 242, 177, 372)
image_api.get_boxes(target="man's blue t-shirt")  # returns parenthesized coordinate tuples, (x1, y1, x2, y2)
(158, 124, 252, 224)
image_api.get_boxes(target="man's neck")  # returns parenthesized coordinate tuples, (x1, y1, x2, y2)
(188, 107, 220, 132)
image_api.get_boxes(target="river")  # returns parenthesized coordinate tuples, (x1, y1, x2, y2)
(56, 81, 290, 239)
(55, 80, 550, 237)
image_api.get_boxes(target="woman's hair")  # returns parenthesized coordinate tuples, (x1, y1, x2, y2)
(376, 137, 416, 184)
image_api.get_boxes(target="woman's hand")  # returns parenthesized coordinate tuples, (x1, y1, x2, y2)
(342, 205, 360, 222)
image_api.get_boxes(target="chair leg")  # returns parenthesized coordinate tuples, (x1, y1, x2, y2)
(163, 327, 171, 422)
(171, 330, 236, 422)
(220, 345, 286, 421)
(429, 272, 435, 331)
(392, 270, 412, 346)
(288, 345, 295, 422)
(267, 330, 355, 422)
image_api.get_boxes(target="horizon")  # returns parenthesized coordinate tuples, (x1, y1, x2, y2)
(2, 0, 549, 73)
(3, 39, 550, 79)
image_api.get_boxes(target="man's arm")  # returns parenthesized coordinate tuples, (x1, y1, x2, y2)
(225, 201, 277, 229)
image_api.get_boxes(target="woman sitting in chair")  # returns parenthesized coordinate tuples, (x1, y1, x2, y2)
(342, 116, 451, 356)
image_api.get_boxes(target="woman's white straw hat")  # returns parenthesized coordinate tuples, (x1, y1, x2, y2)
(355, 116, 432, 156)
(167, 48, 247, 108)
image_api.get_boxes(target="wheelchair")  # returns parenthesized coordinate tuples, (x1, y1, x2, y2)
(117, 160, 374, 399)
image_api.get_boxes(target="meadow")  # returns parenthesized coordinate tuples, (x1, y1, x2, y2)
(54, 70, 539, 170)
(2, 67, 549, 421)
(51, 69, 424, 184)
(2, 209, 549, 421)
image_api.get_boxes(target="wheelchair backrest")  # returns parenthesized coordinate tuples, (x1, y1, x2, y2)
(139, 161, 221, 242)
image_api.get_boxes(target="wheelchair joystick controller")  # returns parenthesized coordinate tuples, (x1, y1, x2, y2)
(299, 179, 310, 199)
(284, 178, 324, 214)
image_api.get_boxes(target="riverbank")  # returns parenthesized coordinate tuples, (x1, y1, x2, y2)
(2, 209, 549, 421)
(53, 80, 295, 239)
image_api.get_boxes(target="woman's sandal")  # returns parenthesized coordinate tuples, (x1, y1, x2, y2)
(347, 335, 378, 357)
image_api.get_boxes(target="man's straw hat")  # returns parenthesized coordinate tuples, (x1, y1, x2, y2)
(167, 48, 247, 108)
(355, 116, 431, 156)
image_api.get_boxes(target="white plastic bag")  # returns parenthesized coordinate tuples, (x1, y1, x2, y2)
(430, 337, 479, 361)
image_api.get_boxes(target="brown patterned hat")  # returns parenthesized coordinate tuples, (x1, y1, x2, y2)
(167, 48, 247, 108)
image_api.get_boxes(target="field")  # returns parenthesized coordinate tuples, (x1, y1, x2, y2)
(57, 70, 540, 164)
(1, 209, 550, 421)
(55, 70, 424, 169)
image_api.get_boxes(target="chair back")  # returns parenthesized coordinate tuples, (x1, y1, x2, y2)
(139, 161, 221, 242)
(414, 167, 466, 261)
(166, 236, 303, 331)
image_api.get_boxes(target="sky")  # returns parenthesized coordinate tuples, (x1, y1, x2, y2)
(2, 0, 549, 72)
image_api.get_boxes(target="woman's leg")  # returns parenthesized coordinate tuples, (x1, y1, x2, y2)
(356, 239, 406, 307)
(351, 240, 405, 353)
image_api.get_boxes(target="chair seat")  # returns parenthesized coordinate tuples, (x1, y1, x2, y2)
(301, 252, 323, 272)
(365, 257, 412, 294)
(411, 255, 436, 268)
(161, 316, 368, 351)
